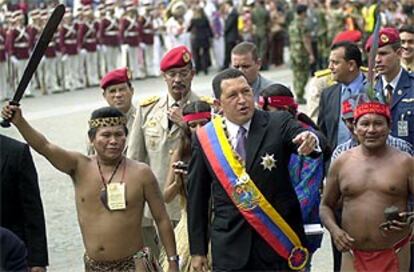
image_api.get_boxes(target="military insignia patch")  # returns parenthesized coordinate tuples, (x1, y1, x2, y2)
(380, 34, 389, 44)
(260, 153, 277, 171)
(183, 52, 191, 63)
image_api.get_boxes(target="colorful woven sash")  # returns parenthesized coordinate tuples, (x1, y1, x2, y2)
(196, 116, 308, 270)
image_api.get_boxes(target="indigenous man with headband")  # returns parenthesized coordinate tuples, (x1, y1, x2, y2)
(127, 45, 202, 258)
(1, 105, 178, 272)
(88, 67, 137, 155)
(320, 100, 414, 272)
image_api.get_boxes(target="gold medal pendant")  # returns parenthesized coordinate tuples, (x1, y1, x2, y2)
(107, 183, 127, 211)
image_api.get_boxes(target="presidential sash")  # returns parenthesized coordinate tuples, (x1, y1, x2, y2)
(197, 116, 308, 270)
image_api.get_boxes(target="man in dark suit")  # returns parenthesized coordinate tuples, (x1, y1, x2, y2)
(365, 27, 414, 146)
(0, 134, 48, 272)
(318, 41, 366, 150)
(222, 0, 239, 69)
(188, 68, 326, 271)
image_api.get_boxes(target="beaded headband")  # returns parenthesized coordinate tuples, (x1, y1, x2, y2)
(88, 117, 127, 129)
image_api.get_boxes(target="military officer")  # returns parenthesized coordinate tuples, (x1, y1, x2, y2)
(366, 27, 414, 146)
(59, 8, 83, 91)
(120, 1, 146, 79)
(99, 0, 122, 74)
(127, 46, 202, 258)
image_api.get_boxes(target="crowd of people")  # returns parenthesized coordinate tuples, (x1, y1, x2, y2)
(2, 0, 414, 272)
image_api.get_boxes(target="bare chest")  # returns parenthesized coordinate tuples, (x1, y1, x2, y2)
(339, 160, 408, 198)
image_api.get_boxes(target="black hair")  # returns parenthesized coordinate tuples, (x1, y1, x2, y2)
(183, 100, 211, 116)
(399, 24, 414, 34)
(260, 84, 319, 130)
(296, 4, 307, 15)
(331, 41, 363, 68)
(87, 107, 128, 140)
(212, 68, 247, 99)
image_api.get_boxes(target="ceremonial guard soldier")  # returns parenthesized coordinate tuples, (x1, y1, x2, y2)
(39, 10, 62, 94)
(141, 2, 158, 77)
(6, 10, 33, 97)
(99, 0, 122, 74)
(78, 5, 99, 87)
(59, 8, 82, 91)
(27, 9, 43, 92)
(120, 1, 146, 79)
(0, 21, 10, 101)
(96, 3, 106, 78)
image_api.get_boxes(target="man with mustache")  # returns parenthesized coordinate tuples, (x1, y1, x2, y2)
(127, 45, 202, 258)
(366, 27, 414, 146)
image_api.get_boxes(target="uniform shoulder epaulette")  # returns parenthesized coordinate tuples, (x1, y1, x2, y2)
(139, 96, 160, 107)
(199, 95, 215, 105)
(360, 66, 368, 72)
(314, 69, 331, 78)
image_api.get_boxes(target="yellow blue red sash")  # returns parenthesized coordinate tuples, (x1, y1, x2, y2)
(197, 116, 308, 270)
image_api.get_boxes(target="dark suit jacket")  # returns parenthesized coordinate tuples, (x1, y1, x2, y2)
(0, 135, 48, 267)
(375, 69, 414, 146)
(317, 83, 342, 149)
(187, 110, 326, 270)
(0, 227, 27, 272)
(224, 8, 239, 43)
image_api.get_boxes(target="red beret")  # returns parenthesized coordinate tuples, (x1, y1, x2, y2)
(365, 27, 400, 52)
(354, 101, 391, 122)
(332, 30, 362, 45)
(160, 46, 192, 72)
(100, 67, 131, 89)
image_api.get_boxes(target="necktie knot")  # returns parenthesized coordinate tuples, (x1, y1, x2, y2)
(236, 126, 247, 160)
(385, 84, 393, 104)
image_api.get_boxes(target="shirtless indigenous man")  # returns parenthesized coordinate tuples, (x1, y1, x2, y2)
(1, 105, 178, 272)
(320, 101, 414, 272)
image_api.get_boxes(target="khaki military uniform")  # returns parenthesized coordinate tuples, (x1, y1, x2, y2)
(127, 91, 201, 222)
(306, 67, 368, 122)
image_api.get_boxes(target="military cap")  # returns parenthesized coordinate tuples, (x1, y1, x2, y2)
(100, 67, 132, 89)
(365, 27, 400, 52)
(160, 45, 192, 72)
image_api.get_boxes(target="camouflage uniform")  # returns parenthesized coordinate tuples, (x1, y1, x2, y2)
(288, 15, 311, 100)
(327, 8, 345, 45)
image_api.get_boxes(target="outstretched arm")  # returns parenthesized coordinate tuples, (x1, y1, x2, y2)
(2, 104, 82, 175)
(142, 165, 178, 272)
(320, 158, 355, 252)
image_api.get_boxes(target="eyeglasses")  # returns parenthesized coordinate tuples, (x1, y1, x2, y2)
(165, 69, 192, 78)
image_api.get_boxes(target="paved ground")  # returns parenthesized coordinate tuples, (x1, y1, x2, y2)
(1, 66, 333, 271)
